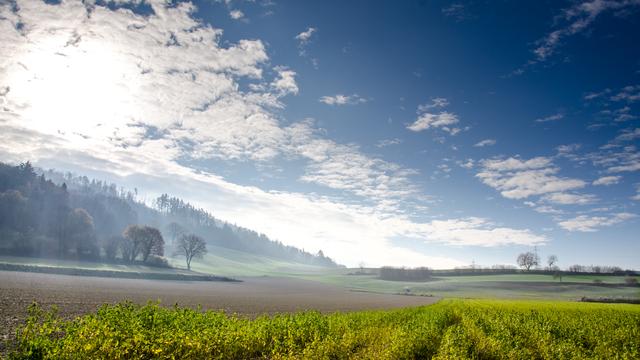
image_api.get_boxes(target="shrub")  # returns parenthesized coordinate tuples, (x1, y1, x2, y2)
(145, 255, 170, 268)
(625, 277, 638, 286)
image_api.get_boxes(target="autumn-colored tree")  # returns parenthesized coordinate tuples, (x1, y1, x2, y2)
(122, 225, 164, 263)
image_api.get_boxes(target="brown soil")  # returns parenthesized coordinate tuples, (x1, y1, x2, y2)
(0, 270, 438, 352)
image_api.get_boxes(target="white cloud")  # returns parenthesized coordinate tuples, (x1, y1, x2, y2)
(229, 9, 244, 20)
(612, 106, 637, 122)
(632, 184, 640, 201)
(611, 85, 640, 103)
(376, 138, 402, 148)
(421, 218, 547, 247)
(541, 192, 597, 205)
(418, 97, 449, 111)
(442, 3, 471, 22)
(458, 159, 475, 169)
(583, 137, 640, 175)
(319, 94, 367, 106)
(270, 66, 298, 96)
(477, 157, 586, 199)
(524, 201, 565, 215)
(0, 0, 551, 268)
(535, 113, 564, 123)
(407, 98, 461, 134)
(584, 88, 611, 101)
(615, 128, 640, 142)
(592, 175, 621, 186)
(295, 26, 317, 59)
(474, 139, 496, 147)
(407, 112, 459, 133)
(295, 27, 317, 44)
(558, 213, 637, 232)
(0, 125, 548, 267)
(0, 1, 418, 213)
(533, 1, 640, 61)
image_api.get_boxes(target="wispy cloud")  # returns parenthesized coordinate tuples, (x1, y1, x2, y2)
(632, 184, 640, 201)
(376, 138, 403, 148)
(474, 139, 496, 147)
(442, 3, 472, 22)
(477, 157, 587, 200)
(558, 213, 636, 232)
(0, 0, 553, 267)
(541, 192, 598, 205)
(534, 0, 640, 62)
(510, 0, 640, 75)
(592, 175, 622, 186)
(611, 85, 640, 102)
(535, 113, 564, 123)
(295, 27, 317, 58)
(319, 94, 367, 106)
(584, 88, 611, 101)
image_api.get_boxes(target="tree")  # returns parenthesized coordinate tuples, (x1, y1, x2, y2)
(65, 208, 98, 259)
(102, 236, 122, 262)
(547, 255, 558, 270)
(517, 251, 539, 271)
(174, 234, 207, 270)
(123, 225, 165, 263)
(165, 222, 186, 247)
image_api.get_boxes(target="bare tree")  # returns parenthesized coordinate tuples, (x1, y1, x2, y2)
(547, 255, 558, 270)
(123, 225, 165, 263)
(174, 234, 207, 270)
(517, 251, 539, 271)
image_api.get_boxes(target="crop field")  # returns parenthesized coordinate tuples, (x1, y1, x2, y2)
(0, 270, 437, 354)
(6, 299, 640, 359)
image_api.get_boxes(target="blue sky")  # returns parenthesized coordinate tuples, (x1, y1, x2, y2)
(1, 0, 639, 268)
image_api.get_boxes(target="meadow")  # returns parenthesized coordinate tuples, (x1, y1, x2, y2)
(7, 299, 640, 359)
(301, 272, 640, 301)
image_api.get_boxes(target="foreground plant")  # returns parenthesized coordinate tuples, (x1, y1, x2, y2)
(7, 300, 640, 359)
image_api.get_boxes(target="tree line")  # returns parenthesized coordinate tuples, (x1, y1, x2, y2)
(0, 162, 338, 269)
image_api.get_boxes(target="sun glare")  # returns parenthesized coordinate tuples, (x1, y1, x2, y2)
(7, 35, 138, 140)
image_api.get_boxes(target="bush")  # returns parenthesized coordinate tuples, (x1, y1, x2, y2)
(145, 255, 170, 268)
(379, 266, 432, 281)
(625, 277, 638, 286)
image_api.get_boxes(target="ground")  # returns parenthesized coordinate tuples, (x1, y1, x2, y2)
(299, 272, 640, 300)
(0, 270, 438, 353)
(1, 254, 639, 355)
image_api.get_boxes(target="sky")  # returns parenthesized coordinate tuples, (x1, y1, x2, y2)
(1, 0, 639, 269)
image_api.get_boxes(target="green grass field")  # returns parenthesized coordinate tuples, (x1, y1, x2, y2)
(295, 272, 640, 301)
(7, 299, 640, 359)
(177, 245, 334, 277)
(0, 256, 191, 275)
(3, 253, 639, 301)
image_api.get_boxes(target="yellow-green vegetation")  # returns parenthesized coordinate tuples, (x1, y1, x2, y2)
(8, 300, 640, 359)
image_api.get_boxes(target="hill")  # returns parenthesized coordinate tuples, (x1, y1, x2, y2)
(0, 161, 340, 271)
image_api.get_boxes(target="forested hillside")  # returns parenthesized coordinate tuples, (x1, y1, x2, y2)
(0, 162, 339, 268)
